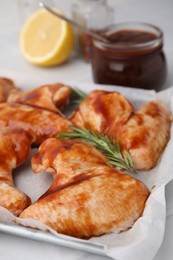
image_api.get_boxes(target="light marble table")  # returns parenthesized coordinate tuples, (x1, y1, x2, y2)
(0, 0, 173, 259)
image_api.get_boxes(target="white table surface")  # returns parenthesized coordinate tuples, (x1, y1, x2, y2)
(0, 0, 173, 259)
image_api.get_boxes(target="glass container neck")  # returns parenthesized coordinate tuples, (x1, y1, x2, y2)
(94, 22, 163, 56)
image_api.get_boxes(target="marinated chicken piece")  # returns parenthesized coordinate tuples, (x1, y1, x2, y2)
(12, 83, 72, 113)
(0, 77, 21, 103)
(0, 128, 31, 216)
(20, 138, 150, 238)
(71, 90, 133, 134)
(32, 138, 109, 196)
(0, 103, 72, 146)
(118, 100, 171, 170)
(71, 90, 171, 170)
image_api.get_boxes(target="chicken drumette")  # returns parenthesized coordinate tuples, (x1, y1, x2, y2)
(0, 128, 31, 215)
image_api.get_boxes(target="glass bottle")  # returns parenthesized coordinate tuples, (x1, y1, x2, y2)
(71, 0, 114, 61)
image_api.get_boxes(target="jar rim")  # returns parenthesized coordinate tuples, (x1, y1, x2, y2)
(94, 22, 163, 53)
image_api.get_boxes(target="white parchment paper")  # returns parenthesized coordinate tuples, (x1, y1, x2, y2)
(0, 79, 173, 260)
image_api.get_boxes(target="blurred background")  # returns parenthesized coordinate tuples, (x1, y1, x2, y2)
(0, 0, 172, 88)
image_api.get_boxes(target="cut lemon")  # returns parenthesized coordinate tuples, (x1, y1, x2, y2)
(19, 8, 75, 66)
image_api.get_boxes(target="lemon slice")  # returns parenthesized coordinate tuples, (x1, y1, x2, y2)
(19, 8, 75, 66)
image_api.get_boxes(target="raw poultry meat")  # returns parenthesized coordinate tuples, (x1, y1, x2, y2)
(0, 103, 72, 146)
(11, 83, 72, 113)
(71, 90, 133, 133)
(116, 100, 171, 170)
(0, 79, 73, 215)
(0, 80, 72, 145)
(0, 128, 31, 216)
(71, 90, 171, 170)
(0, 77, 21, 103)
(20, 138, 150, 238)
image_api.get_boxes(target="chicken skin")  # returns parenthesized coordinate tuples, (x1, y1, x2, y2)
(20, 138, 150, 238)
(0, 80, 73, 215)
(71, 90, 171, 170)
(71, 90, 133, 133)
(12, 83, 71, 113)
(0, 103, 72, 146)
(0, 77, 21, 103)
(0, 128, 31, 216)
(117, 101, 171, 170)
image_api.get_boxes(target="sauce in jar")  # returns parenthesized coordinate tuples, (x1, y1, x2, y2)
(91, 22, 167, 90)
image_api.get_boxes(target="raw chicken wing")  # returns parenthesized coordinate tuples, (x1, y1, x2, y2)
(20, 138, 150, 238)
(12, 83, 71, 113)
(117, 100, 171, 170)
(0, 103, 72, 146)
(71, 90, 133, 134)
(71, 90, 171, 170)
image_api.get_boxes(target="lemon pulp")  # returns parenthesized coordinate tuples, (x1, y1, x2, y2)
(19, 9, 75, 66)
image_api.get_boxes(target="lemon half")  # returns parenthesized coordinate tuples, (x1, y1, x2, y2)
(19, 9, 74, 66)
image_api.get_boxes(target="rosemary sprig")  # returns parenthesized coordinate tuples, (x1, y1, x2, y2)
(70, 87, 87, 104)
(57, 126, 136, 173)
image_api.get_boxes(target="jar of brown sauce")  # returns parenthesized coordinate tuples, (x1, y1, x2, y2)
(91, 22, 167, 90)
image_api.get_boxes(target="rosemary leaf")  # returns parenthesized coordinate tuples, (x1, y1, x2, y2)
(70, 87, 87, 104)
(57, 126, 137, 173)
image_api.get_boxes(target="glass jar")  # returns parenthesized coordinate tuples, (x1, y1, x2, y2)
(71, 0, 114, 61)
(91, 22, 167, 90)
